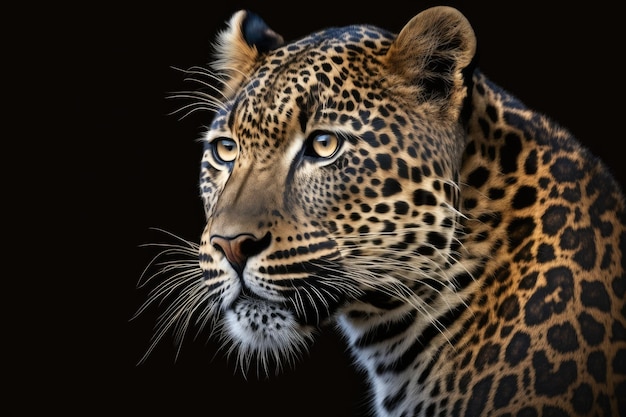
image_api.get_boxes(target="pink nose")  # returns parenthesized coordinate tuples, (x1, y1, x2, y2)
(210, 232, 271, 273)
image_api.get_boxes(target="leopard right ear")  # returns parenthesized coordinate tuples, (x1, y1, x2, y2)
(384, 6, 476, 122)
(211, 10, 284, 99)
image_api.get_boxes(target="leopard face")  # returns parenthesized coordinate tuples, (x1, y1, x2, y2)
(197, 10, 475, 370)
(140, 6, 626, 416)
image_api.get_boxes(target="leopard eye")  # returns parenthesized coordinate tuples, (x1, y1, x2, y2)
(212, 138, 238, 164)
(305, 131, 341, 159)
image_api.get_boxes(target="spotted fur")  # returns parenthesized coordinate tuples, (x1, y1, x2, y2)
(140, 6, 626, 416)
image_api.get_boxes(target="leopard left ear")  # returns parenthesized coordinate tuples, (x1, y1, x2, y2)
(384, 6, 477, 121)
(211, 10, 284, 98)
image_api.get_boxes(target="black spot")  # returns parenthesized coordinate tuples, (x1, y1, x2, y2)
(587, 350, 607, 383)
(600, 244, 613, 270)
(550, 156, 584, 182)
(376, 153, 392, 170)
(512, 186, 537, 209)
(363, 157, 377, 171)
(617, 382, 626, 417)
(569, 227, 597, 271)
(423, 213, 435, 225)
(524, 150, 538, 175)
(474, 342, 501, 371)
(540, 405, 569, 417)
(562, 185, 582, 202)
(613, 319, 626, 342)
(445, 372, 455, 393)
(330, 55, 343, 65)
(411, 166, 422, 183)
(533, 351, 577, 397)
(432, 161, 443, 177)
(536, 243, 555, 263)
(374, 203, 390, 214)
(486, 105, 498, 122)
(465, 139, 476, 155)
(497, 295, 520, 321)
(613, 348, 626, 375)
(364, 187, 378, 198)
(493, 374, 517, 409)
(484, 323, 498, 339)
(580, 280, 611, 312)
(500, 133, 522, 174)
(572, 383, 594, 414)
(516, 407, 538, 417)
(500, 325, 513, 337)
(382, 178, 402, 197)
(505, 331, 530, 366)
(460, 351, 473, 369)
(320, 62, 332, 72)
(506, 216, 535, 251)
(382, 220, 396, 233)
(315, 72, 330, 87)
(458, 371, 471, 393)
(525, 266, 574, 325)
(362, 131, 379, 148)
(415, 245, 434, 256)
(541, 205, 569, 236)
(547, 322, 579, 352)
(426, 231, 447, 249)
(518, 271, 538, 290)
(488, 187, 505, 200)
(465, 375, 493, 417)
(514, 241, 534, 263)
(559, 226, 578, 250)
(394, 201, 409, 215)
(413, 189, 437, 206)
(463, 198, 477, 210)
(467, 166, 490, 188)
(397, 158, 409, 179)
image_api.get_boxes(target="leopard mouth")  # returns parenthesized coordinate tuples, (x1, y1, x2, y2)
(226, 267, 347, 327)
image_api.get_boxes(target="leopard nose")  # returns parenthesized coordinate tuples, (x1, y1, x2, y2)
(210, 232, 272, 274)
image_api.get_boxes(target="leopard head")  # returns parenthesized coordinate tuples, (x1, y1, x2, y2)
(186, 6, 476, 373)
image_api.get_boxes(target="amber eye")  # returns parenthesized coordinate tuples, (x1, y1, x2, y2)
(212, 138, 238, 164)
(305, 132, 341, 159)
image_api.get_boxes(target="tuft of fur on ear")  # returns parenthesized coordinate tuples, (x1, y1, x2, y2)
(211, 10, 284, 99)
(384, 6, 477, 121)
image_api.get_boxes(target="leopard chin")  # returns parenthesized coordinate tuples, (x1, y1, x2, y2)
(222, 296, 317, 375)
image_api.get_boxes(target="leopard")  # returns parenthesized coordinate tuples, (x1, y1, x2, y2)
(138, 6, 626, 416)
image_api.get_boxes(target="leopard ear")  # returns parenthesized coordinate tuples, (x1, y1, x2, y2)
(384, 6, 477, 121)
(212, 10, 284, 98)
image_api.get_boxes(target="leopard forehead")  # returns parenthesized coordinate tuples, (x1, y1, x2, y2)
(207, 25, 396, 152)
(204, 24, 466, 195)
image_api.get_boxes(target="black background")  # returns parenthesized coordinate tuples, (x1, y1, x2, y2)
(14, 1, 625, 416)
